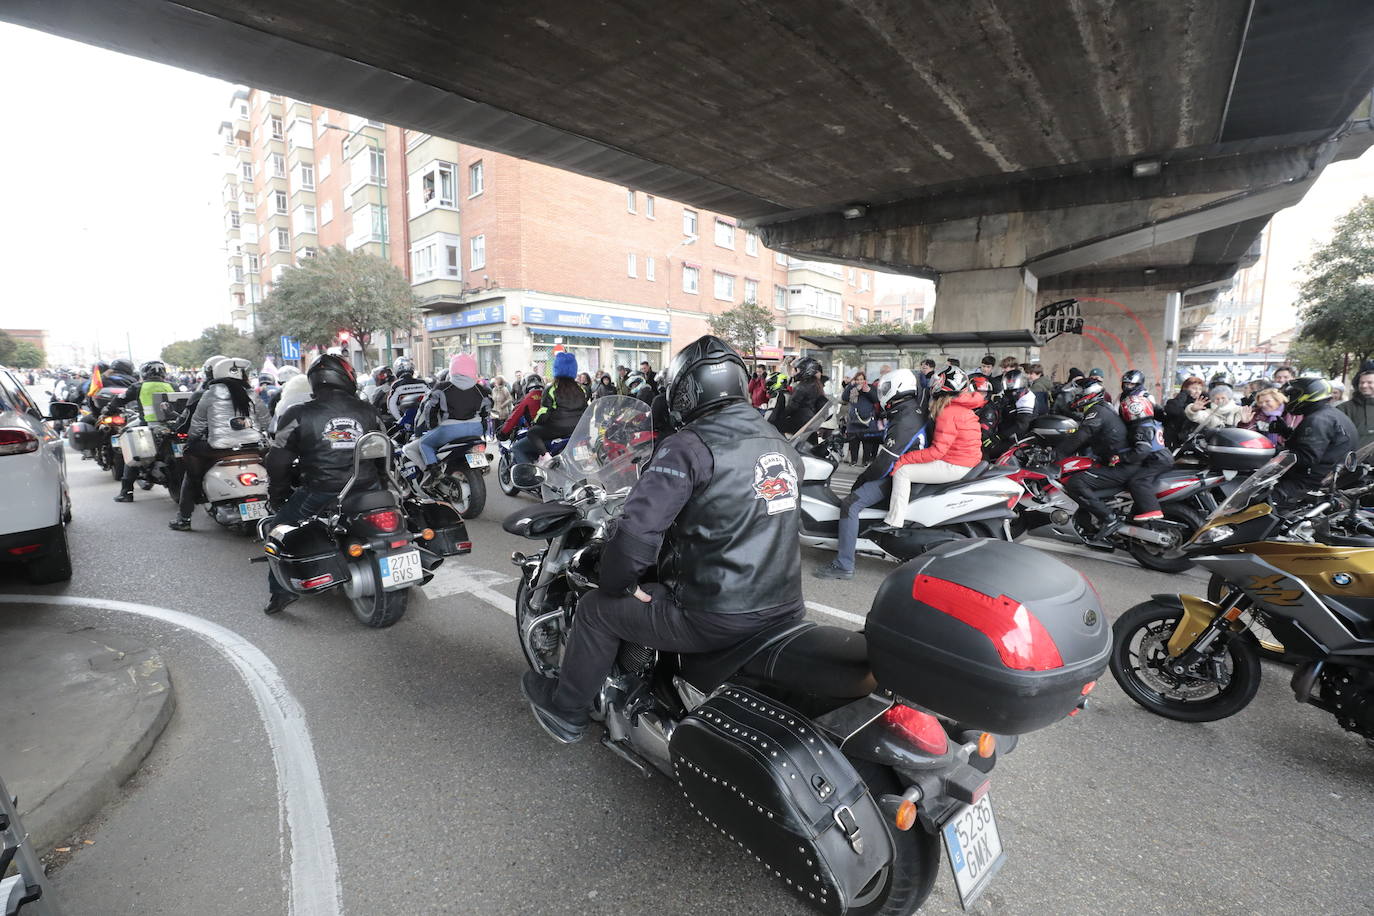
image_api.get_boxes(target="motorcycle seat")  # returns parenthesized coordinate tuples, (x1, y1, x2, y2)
(677, 619, 815, 692)
(738, 624, 876, 699)
(904, 461, 993, 499)
(340, 488, 399, 515)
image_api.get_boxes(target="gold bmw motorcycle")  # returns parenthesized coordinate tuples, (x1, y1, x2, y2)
(1109, 452, 1374, 744)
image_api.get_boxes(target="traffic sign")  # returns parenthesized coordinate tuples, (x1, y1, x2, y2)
(279, 336, 301, 359)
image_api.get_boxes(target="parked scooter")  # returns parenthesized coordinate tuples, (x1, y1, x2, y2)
(795, 405, 1025, 562)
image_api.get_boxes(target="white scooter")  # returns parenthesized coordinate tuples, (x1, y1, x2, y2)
(793, 406, 1024, 561)
(202, 447, 272, 532)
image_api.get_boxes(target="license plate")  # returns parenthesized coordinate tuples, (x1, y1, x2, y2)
(465, 452, 488, 468)
(111, 435, 120, 446)
(378, 549, 421, 590)
(172, 443, 185, 457)
(941, 793, 1005, 909)
(238, 500, 268, 520)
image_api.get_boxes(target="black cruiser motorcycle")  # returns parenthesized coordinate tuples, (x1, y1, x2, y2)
(506, 397, 1110, 914)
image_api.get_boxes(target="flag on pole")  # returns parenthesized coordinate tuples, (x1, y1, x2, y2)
(89, 363, 103, 393)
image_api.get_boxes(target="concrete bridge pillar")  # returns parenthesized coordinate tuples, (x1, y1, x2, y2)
(930, 267, 1040, 367)
(1035, 288, 1172, 402)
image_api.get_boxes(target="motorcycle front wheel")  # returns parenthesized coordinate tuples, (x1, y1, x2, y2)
(515, 574, 564, 677)
(844, 759, 940, 916)
(497, 453, 519, 497)
(349, 586, 409, 628)
(1109, 600, 1261, 722)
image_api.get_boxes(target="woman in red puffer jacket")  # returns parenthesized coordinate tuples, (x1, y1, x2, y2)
(884, 367, 985, 527)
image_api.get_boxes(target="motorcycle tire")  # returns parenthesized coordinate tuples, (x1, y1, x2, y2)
(1126, 504, 1200, 573)
(349, 586, 409, 628)
(497, 453, 520, 498)
(111, 450, 125, 482)
(515, 575, 563, 677)
(843, 759, 940, 916)
(462, 467, 487, 519)
(1205, 574, 1289, 663)
(1108, 599, 1261, 723)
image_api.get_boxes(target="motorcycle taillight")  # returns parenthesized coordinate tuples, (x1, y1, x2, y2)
(881, 704, 948, 755)
(363, 509, 401, 533)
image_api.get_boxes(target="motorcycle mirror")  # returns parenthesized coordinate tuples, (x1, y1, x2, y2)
(45, 401, 79, 421)
(510, 463, 546, 489)
(1344, 450, 1358, 472)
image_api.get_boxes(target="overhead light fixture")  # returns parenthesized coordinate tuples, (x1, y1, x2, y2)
(1131, 159, 1162, 178)
(1143, 267, 1158, 275)
(841, 203, 869, 219)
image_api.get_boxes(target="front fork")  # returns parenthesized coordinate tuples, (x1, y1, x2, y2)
(1165, 590, 1249, 680)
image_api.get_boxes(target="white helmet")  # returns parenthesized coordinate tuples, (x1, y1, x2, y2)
(875, 368, 919, 408)
(276, 365, 301, 384)
(211, 357, 253, 384)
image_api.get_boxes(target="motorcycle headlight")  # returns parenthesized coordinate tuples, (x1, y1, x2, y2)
(1192, 525, 1234, 545)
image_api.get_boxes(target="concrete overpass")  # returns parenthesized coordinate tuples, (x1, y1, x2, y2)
(9, 0, 1374, 391)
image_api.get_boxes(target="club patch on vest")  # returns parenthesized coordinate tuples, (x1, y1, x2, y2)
(322, 417, 363, 449)
(753, 452, 798, 514)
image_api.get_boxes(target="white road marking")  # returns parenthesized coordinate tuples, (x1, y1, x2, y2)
(804, 601, 867, 628)
(0, 595, 341, 916)
(420, 561, 514, 600)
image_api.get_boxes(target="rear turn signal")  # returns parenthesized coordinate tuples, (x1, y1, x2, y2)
(346, 543, 365, 558)
(976, 733, 996, 758)
(894, 799, 918, 832)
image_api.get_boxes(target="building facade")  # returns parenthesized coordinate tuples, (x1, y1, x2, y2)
(220, 88, 889, 377)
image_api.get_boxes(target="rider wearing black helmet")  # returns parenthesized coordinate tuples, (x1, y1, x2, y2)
(369, 366, 396, 413)
(1054, 378, 1133, 547)
(1277, 377, 1357, 498)
(520, 336, 806, 744)
(983, 368, 1036, 456)
(107, 360, 178, 502)
(261, 354, 384, 615)
(771, 355, 828, 435)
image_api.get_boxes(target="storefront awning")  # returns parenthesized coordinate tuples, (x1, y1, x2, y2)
(530, 327, 669, 343)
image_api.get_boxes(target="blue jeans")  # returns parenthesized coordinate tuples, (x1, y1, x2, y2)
(510, 437, 543, 467)
(267, 487, 341, 597)
(836, 479, 888, 572)
(417, 421, 484, 466)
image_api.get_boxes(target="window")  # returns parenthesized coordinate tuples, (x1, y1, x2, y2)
(275, 227, 290, 251)
(320, 200, 333, 225)
(744, 278, 759, 303)
(683, 209, 697, 237)
(646, 257, 656, 281)
(247, 254, 259, 273)
(859, 308, 869, 322)
(410, 234, 462, 283)
(468, 160, 484, 197)
(274, 190, 288, 214)
(240, 161, 253, 181)
(369, 147, 387, 183)
(714, 219, 735, 249)
(682, 265, 699, 294)
(627, 253, 637, 278)
(847, 268, 856, 285)
(371, 205, 389, 242)
(859, 271, 870, 292)
(645, 195, 655, 218)
(270, 153, 285, 178)
(746, 231, 758, 256)
(298, 247, 316, 260)
(299, 164, 315, 190)
(774, 285, 787, 310)
(229, 210, 241, 229)
(241, 223, 258, 243)
(237, 102, 249, 118)
(232, 264, 244, 284)
(775, 252, 788, 267)
(847, 306, 855, 321)
(297, 204, 316, 234)
(319, 154, 331, 180)
(446, 241, 460, 277)
(470, 234, 486, 270)
(626, 189, 636, 213)
(418, 161, 457, 208)
(713, 271, 735, 301)
(270, 116, 283, 140)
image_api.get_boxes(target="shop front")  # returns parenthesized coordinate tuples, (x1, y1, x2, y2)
(522, 304, 671, 380)
(426, 304, 506, 377)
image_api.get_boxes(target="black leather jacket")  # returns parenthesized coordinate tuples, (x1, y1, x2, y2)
(1054, 403, 1128, 462)
(853, 395, 927, 491)
(1284, 403, 1358, 489)
(265, 388, 384, 503)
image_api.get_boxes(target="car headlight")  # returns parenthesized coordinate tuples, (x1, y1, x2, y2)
(1192, 525, 1234, 545)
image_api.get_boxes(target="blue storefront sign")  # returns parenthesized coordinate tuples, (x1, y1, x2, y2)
(426, 304, 506, 332)
(522, 306, 670, 338)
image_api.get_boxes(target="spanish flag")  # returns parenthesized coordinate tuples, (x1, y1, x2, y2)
(89, 364, 103, 393)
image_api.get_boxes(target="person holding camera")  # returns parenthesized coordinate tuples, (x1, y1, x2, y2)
(841, 371, 881, 464)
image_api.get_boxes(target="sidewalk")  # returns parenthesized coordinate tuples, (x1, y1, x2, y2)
(0, 614, 175, 855)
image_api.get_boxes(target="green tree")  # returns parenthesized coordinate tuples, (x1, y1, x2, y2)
(196, 324, 259, 363)
(1294, 196, 1374, 369)
(0, 330, 15, 366)
(161, 339, 203, 368)
(258, 246, 419, 369)
(708, 301, 776, 365)
(12, 341, 45, 368)
(832, 319, 931, 370)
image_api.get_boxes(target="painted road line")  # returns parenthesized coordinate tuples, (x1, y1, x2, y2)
(805, 601, 867, 628)
(421, 561, 517, 616)
(0, 595, 341, 916)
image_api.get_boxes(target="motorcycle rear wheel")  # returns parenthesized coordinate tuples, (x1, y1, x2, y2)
(844, 759, 940, 916)
(1126, 505, 1199, 573)
(461, 468, 486, 519)
(1109, 600, 1261, 722)
(111, 450, 125, 482)
(349, 586, 409, 628)
(497, 453, 519, 497)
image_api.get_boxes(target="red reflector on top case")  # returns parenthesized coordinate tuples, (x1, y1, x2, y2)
(912, 574, 1064, 671)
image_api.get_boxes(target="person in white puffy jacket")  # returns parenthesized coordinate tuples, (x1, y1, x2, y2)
(1183, 384, 1244, 431)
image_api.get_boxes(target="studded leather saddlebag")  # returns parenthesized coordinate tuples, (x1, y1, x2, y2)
(669, 685, 892, 914)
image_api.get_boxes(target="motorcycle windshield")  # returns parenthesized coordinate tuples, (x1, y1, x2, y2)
(1201, 451, 1296, 526)
(786, 401, 835, 444)
(544, 395, 654, 495)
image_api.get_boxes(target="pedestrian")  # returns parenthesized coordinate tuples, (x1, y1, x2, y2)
(615, 365, 632, 395)
(748, 366, 769, 410)
(841, 371, 881, 464)
(1026, 362, 1052, 416)
(490, 375, 513, 438)
(918, 358, 937, 391)
(1337, 367, 1374, 450)
(594, 373, 617, 398)
(639, 360, 658, 395)
(1271, 366, 1296, 388)
(1163, 376, 1206, 446)
(1185, 384, 1243, 431)
(511, 369, 526, 401)
(1241, 387, 1300, 446)
(577, 371, 594, 401)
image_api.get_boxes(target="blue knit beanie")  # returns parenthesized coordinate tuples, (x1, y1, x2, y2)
(552, 351, 577, 379)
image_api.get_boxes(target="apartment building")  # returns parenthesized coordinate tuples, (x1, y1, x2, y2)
(219, 88, 882, 377)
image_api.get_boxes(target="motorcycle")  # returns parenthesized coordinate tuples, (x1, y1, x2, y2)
(496, 426, 570, 501)
(119, 423, 185, 498)
(995, 416, 1268, 572)
(505, 396, 1111, 913)
(397, 432, 490, 519)
(794, 405, 1025, 563)
(259, 431, 472, 627)
(1109, 451, 1374, 745)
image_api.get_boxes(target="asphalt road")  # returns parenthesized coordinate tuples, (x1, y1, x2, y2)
(3, 442, 1371, 915)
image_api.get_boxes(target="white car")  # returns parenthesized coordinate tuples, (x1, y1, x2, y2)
(0, 369, 78, 582)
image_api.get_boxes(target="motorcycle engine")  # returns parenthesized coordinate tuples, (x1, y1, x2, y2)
(616, 642, 656, 679)
(1320, 666, 1374, 740)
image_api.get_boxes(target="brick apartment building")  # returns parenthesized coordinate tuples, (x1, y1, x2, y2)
(219, 88, 884, 378)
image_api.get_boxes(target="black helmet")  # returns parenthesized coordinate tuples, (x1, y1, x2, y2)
(792, 357, 823, 381)
(307, 353, 357, 394)
(1001, 369, 1029, 393)
(373, 367, 395, 386)
(933, 365, 969, 395)
(1121, 369, 1145, 397)
(665, 335, 749, 424)
(1282, 377, 1334, 414)
(95, 360, 110, 373)
(524, 373, 545, 392)
(1065, 380, 1108, 416)
(140, 360, 167, 381)
(392, 355, 416, 379)
(110, 358, 135, 377)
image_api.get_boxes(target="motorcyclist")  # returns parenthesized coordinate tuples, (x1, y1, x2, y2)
(256, 371, 280, 410)
(520, 336, 806, 743)
(772, 356, 827, 435)
(168, 357, 269, 529)
(498, 374, 545, 438)
(261, 355, 384, 615)
(1276, 377, 1358, 499)
(814, 368, 928, 580)
(87, 358, 135, 414)
(509, 353, 588, 467)
(270, 372, 313, 435)
(107, 360, 176, 503)
(1054, 379, 1133, 547)
(369, 366, 396, 414)
(268, 365, 301, 415)
(402, 353, 489, 485)
(171, 355, 228, 436)
(383, 357, 430, 432)
(1115, 369, 1174, 523)
(983, 368, 1035, 457)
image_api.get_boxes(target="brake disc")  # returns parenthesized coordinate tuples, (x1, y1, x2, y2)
(1136, 625, 1229, 700)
